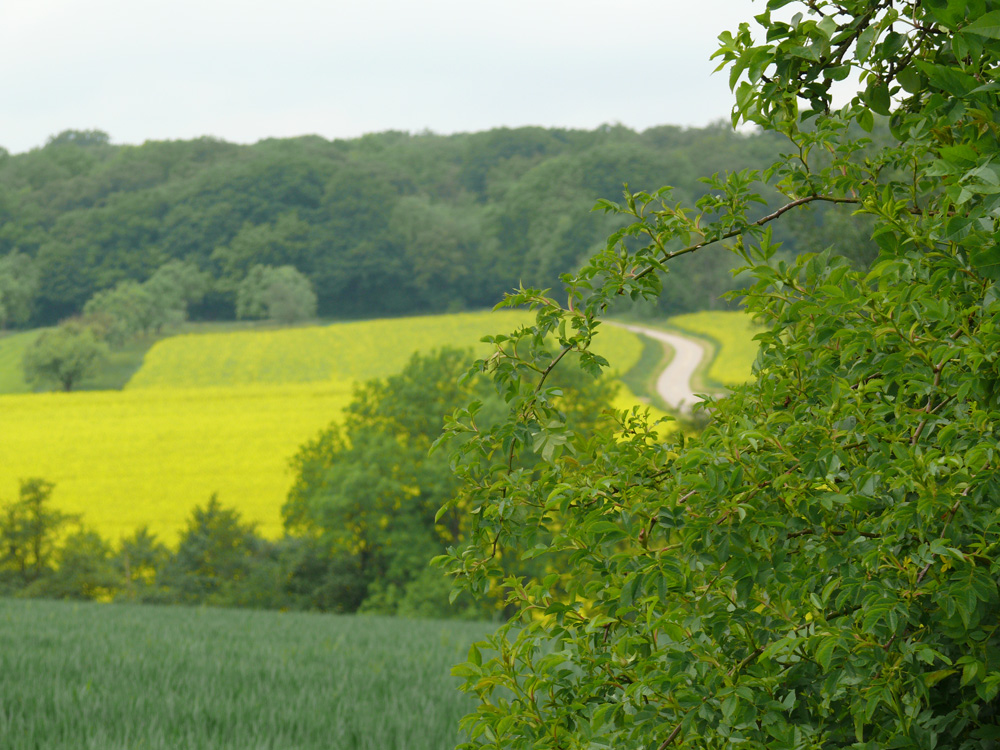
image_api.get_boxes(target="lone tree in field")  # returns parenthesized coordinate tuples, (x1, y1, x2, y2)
(22, 319, 108, 392)
(443, 1, 1000, 748)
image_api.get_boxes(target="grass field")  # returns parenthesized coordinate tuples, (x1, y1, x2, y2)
(0, 597, 495, 750)
(667, 310, 763, 388)
(0, 330, 38, 393)
(0, 311, 648, 543)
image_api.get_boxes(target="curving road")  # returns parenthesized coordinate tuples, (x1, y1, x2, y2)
(612, 322, 712, 415)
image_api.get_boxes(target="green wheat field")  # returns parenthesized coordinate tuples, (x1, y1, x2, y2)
(0, 598, 494, 750)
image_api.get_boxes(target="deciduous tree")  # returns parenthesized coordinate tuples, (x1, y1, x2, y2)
(0, 479, 75, 587)
(34, 526, 118, 600)
(0, 250, 39, 329)
(235, 264, 317, 324)
(22, 318, 108, 391)
(158, 495, 262, 605)
(144, 259, 209, 331)
(284, 349, 490, 616)
(286, 347, 619, 617)
(82, 280, 155, 346)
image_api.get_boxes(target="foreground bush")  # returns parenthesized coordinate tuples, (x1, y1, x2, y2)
(443, 1, 1000, 747)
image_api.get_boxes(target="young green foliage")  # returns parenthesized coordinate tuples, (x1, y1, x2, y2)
(444, 2, 1000, 748)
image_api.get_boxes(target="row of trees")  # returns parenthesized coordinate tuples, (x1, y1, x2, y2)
(82, 259, 209, 344)
(0, 123, 876, 327)
(0, 478, 320, 610)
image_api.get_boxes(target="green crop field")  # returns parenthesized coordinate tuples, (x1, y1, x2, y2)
(0, 597, 494, 750)
(667, 310, 763, 388)
(0, 311, 648, 543)
(0, 330, 38, 394)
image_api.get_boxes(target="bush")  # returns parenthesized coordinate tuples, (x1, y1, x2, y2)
(443, 2, 1000, 748)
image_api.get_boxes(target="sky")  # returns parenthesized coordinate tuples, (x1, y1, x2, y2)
(0, 0, 752, 154)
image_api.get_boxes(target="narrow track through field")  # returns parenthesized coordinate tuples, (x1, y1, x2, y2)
(613, 323, 713, 415)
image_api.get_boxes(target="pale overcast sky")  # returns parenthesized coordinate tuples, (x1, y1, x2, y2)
(0, 0, 752, 154)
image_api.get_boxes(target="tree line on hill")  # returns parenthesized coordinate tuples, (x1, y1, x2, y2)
(0, 347, 615, 618)
(0, 124, 878, 334)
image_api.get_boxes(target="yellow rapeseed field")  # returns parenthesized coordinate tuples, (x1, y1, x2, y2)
(0, 384, 353, 542)
(0, 311, 648, 543)
(128, 311, 645, 389)
(667, 310, 763, 387)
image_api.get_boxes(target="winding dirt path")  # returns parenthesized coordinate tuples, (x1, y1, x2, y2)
(612, 322, 712, 415)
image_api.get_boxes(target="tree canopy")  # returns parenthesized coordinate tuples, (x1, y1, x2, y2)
(0, 251, 39, 329)
(283, 347, 619, 618)
(22, 318, 108, 391)
(442, 1, 1000, 748)
(235, 264, 317, 324)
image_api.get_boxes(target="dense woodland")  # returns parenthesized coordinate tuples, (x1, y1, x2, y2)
(0, 123, 876, 328)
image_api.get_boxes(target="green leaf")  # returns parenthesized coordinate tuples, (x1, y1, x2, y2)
(722, 695, 739, 723)
(938, 144, 980, 165)
(963, 10, 1000, 38)
(468, 643, 482, 667)
(915, 59, 980, 97)
(815, 636, 839, 670)
(451, 663, 481, 678)
(924, 669, 958, 687)
(592, 703, 617, 731)
(972, 244, 1000, 281)
(857, 108, 875, 132)
(897, 66, 922, 94)
(864, 82, 891, 116)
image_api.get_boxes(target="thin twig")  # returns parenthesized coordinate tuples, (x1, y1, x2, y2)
(635, 194, 860, 280)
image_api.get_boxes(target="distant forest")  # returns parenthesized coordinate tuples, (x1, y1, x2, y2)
(0, 124, 875, 326)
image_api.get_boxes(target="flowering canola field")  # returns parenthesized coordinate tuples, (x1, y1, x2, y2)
(0, 383, 353, 541)
(667, 310, 763, 387)
(0, 311, 646, 543)
(128, 311, 644, 389)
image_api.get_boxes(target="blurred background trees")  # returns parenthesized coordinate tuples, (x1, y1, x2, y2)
(0, 123, 873, 328)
